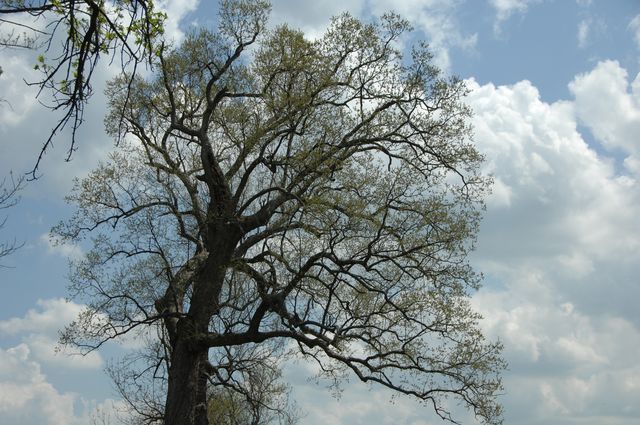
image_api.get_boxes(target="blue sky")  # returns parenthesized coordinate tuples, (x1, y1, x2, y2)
(1, 1, 639, 424)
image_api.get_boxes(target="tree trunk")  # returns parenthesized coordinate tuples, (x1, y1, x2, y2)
(164, 324, 210, 425)
(164, 228, 238, 425)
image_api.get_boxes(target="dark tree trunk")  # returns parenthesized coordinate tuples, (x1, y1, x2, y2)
(164, 323, 210, 425)
(195, 350, 210, 425)
(164, 222, 240, 425)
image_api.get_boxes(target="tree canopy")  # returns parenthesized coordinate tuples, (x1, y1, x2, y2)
(54, 1, 505, 424)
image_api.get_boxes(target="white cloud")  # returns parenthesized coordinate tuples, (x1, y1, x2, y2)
(0, 344, 77, 425)
(368, 0, 477, 72)
(0, 299, 103, 369)
(473, 284, 640, 424)
(0, 344, 121, 425)
(491, 0, 530, 19)
(577, 19, 590, 48)
(40, 232, 83, 261)
(27, 333, 103, 369)
(576, 16, 606, 51)
(464, 60, 640, 424)
(629, 14, 640, 49)
(157, 0, 201, 42)
(270, 0, 366, 39)
(0, 298, 82, 335)
(0, 55, 40, 128)
(285, 357, 463, 425)
(569, 60, 640, 172)
(270, 0, 475, 73)
(490, 0, 537, 34)
(469, 65, 640, 266)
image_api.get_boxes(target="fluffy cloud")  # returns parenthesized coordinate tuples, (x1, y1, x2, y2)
(569, 60, 640, 166)
(0, 301, 127, 424)
(0, 344, 122, 425)
(0, 344, 78, 425)
(0, 299, 103, 369)
(465, 60, 640, 424)
(157, 0, 201, 42)
(0, 298, 83, 335)
(468, 64, 640, 283)
(473, 280, 640, 424)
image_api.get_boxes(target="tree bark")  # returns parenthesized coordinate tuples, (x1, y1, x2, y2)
(164, 229, 238, 425)
(164, 321, 210, 425)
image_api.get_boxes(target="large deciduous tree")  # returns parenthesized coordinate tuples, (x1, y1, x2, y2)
(54, 1, 505, 424)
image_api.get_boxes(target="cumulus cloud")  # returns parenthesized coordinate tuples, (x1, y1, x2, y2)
(468, 67, 640, 268)
(0, 344, 77, 425)
(0, 299, 103, 369)
(569, 60, 640, 162)
(473, 281, 640, 424)
(0, 298, 82, 335)
(463, 60, 640, 424)
(157, 0, 201, 42)
(0, 344, 122, 425)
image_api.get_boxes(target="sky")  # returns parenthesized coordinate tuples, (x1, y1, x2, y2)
(1, 0, 639, 424)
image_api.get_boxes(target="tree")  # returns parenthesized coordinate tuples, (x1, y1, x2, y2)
(0, 172, 24, 264)
(54, 1, 505, 424)
(0, 0, 166, 175)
